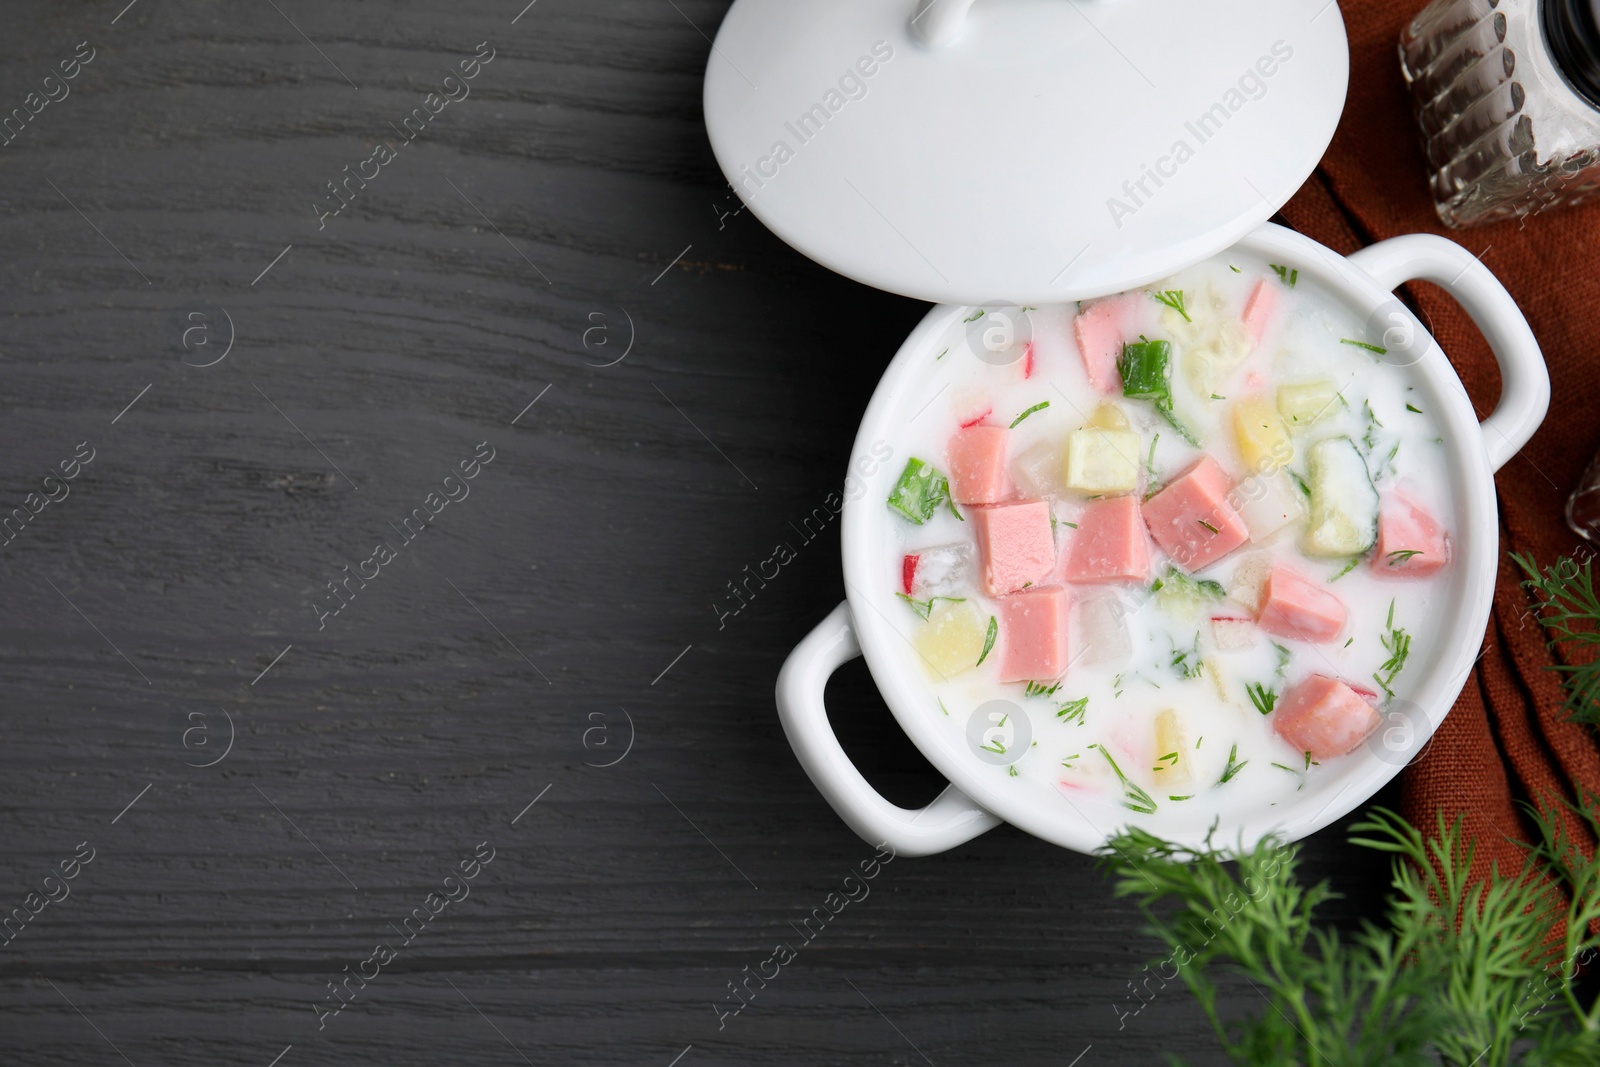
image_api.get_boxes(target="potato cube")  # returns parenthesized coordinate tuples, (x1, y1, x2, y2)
(1073, 592, 1130, 665)
(1277, 379, 1340, 430)
(1061, 428, 1141, 494)
(912, 600, 989, 679)
(1227, 468, 1307, 542)
(1151, 709, 1191, 788)
(1231, 395, 1292, 474)
(1226, 553, 1273, 614)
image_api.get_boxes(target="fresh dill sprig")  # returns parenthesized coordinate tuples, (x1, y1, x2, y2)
(1023, 679, 1062, 699)
(1512, 552, 1600, 723)
(1098, 801, 1600, 1064)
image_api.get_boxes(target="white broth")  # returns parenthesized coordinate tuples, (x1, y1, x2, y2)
(880, 252, 1453, 831)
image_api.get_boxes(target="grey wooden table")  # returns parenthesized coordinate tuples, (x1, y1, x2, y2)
(0, 2, 1394, 1063)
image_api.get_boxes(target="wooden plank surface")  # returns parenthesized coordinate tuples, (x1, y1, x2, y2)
(0, 1, 1398, 1063)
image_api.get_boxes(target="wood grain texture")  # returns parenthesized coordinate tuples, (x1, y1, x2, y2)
(0, 1, 1398, 1064)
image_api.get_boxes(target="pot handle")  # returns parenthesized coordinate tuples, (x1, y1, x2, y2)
(776, 601, 1003, 856)
(1345, 233, 1548, 473)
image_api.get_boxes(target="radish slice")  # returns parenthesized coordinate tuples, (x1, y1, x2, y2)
(959, 408, 992, 429)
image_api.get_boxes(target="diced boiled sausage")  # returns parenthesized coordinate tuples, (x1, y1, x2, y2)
(972, 500, 1056, 595)
(947, 425, 1011, 505)
(1372, 493, 1451, 578)
(995, 586, 1070, 683)
(1142, 454, 1250, 571)
(1065, 496, 1151, 583)
(1256, 562, 1348, 643)
(1273, 674, 1380, 759)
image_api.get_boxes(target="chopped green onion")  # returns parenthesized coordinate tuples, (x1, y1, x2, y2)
(887, 458, 950, 524)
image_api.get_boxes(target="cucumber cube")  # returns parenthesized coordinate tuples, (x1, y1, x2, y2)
(1301, 437, 1379, 557)
(1277, 379, 1340, 430)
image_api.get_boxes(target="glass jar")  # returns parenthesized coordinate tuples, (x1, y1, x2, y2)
(1399, 0, 1600, 228)
(1567, 448, 1600, 541)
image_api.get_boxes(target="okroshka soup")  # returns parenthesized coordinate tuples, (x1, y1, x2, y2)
(873, 251, 1454, 831)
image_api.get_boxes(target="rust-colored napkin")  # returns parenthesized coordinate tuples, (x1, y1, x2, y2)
(1278, 0, 1600, 883)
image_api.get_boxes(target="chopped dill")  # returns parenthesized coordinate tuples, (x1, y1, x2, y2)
(1152, 289, 1191, 322)
(1373, 599, 1411, 700)
(1092, 744, 1158, 814)
(976, 615, 998, 667)
(1010, 400, 1050, 429)
(1219, 743, 1248, 784)
(896, 592, 966, 621)
(1056, 697, 1089, 725)
(1246, 682, 1278, 715)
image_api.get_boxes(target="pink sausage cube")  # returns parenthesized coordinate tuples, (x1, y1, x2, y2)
(947, 425, 1011, 505)
(995, 586, 1070, 683)
(1242, 278, 1276, 349)
(1273, 674, 1380, 759)
(1372, 493, 1450, 578)
(1141, 455, 1249, 572)
(1072, 294, 1136, 394)
(1065, 496, 1151, 583)
(972, 500, 1056, 595)
(1257, 563, 1348, 644)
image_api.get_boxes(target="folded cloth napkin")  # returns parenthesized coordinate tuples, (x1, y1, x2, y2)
(1278, 0, 1600, 884)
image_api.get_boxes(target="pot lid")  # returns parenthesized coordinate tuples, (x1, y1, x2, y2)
(704, 0, 1349, 306)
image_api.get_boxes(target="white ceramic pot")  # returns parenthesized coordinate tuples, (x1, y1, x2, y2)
(776, 224, 1548, 857)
